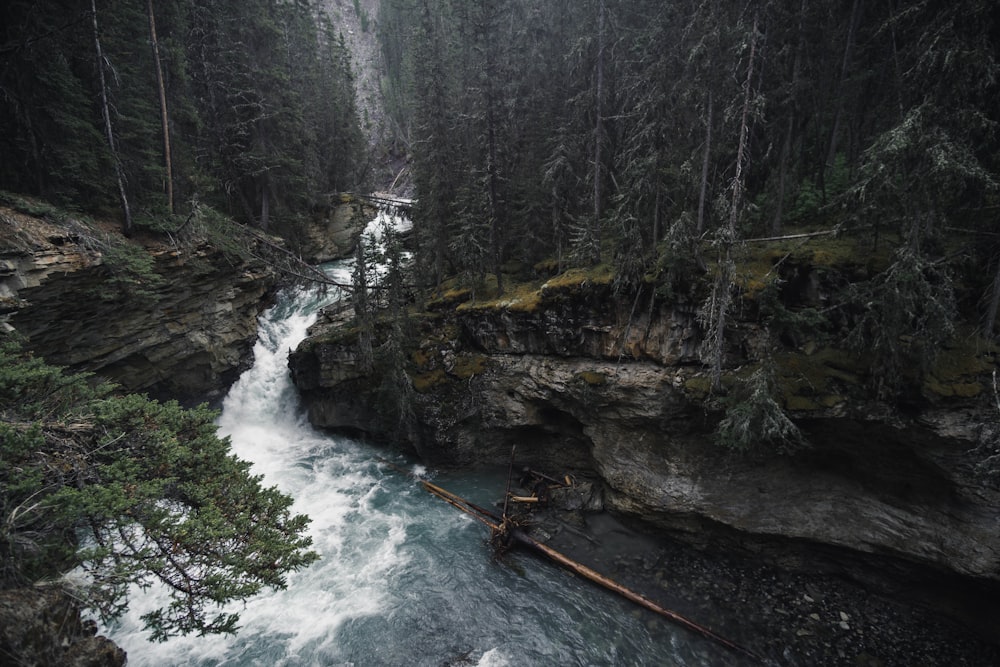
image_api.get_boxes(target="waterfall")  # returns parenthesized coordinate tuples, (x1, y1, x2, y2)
(105, 207, 715, 666)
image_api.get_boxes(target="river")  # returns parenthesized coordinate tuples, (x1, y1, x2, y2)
(105, 210, 731, 666)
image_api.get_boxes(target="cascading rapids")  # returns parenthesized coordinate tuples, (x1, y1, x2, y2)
(104, 206, 722, 667)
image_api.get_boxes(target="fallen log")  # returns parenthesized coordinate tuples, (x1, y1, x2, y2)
(399, 466, 765, 664)
(507, 527, 764, 663)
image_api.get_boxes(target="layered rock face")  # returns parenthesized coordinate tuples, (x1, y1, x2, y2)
(290, 270, 1000, 633)
(0, 587, 127, 667)
(1, 205, 275, 402)
(295, 197, 374, 264)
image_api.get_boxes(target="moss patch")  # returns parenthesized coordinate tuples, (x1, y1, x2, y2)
(452, 354, 488, 379)
(456, 279, 545, 313)
(426, 286, 472, 310)
(683, 375, 712, 399)
(785, 395, 819, 411)
(922, 329, 997, 398)
(410, 368, 447, 393)
(735, 249, 785, 298)
(773, 346, 866, 409)
(533, 258, 561, 276)
(542, 264, 614, 292)
(577, 370, 607, 387)
(411, 348, 432, 368)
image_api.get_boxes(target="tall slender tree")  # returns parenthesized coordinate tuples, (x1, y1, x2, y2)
(147, 0, 173, 213)
(702, 7, 761, 391)
(91, 0, 133, 236)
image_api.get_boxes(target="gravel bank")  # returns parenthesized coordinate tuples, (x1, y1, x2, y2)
(519, 499, 999, 666)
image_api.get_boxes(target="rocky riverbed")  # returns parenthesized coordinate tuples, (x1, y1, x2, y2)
(511, 481, 1000, 666)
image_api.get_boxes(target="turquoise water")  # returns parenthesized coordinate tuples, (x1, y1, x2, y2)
(105, 245, 733, 666)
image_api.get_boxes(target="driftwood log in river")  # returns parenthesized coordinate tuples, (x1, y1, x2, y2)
(380, 458, 764, 663)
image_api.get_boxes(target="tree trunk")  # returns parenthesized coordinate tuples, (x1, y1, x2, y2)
(91, 0, 133, 236)
(826, 0, 863, 173)
(147, 0, 173, 214)
(885, 0, 905, 119)
(487, 110, 503, 295)
(772, 0, 807, 235)
(652, 180, 661, 247)
(260, 175, 270, 231)
(696, 91, 713, 235)
(484, 20, 503, 296)
(728, 13, 758, 238)
(710, 10, 759, 392)
(985, 256, 1000, 339)
(353, 239, 374, 372)
(591, 0, 606, 264)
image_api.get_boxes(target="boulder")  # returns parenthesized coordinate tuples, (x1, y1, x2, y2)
(0, 587, 126, 667)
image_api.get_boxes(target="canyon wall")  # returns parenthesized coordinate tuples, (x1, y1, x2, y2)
(289, 263, 1000, 633)
(1, 204, 275, 402)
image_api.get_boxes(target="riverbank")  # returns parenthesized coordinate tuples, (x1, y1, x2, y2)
(517, 491, 999, 666)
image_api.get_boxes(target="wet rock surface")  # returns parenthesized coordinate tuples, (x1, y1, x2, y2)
(523, 504, 1000, 666)
(0, 587, 126, 667)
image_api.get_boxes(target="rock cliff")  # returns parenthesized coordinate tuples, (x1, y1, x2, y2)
(290, 261, 1000, 635)
(0, 587, 126, 667)
(294, 196, 375, 264)
(1, 202, 275, 402)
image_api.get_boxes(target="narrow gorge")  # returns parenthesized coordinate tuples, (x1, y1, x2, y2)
(289, 243, 1000, 642)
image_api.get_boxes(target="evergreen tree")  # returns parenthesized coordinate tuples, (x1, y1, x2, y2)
(1, 0, 364, 235)
(0, 335, 318, 640)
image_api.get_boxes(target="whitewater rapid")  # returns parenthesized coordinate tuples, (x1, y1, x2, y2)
(105, 208, 720, 666)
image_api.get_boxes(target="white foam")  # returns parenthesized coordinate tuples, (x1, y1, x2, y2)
(107, 278, 408, 666)
(477, 648, 512, 667)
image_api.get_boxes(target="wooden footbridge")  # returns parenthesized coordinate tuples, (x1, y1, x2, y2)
(355, 192, 415, 214)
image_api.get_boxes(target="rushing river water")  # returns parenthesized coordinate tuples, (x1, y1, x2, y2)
(105, 211, 731, 666)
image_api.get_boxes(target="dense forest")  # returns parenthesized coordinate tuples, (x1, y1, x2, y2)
(0, 0, 364, 239)
(376, 0, 1000, 360)
(1, 0, 360, 644)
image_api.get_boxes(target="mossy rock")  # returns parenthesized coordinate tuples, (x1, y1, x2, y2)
(684, 375, 712, 399)
(533, 257, 561, 276)
(410, 368, 447, 393)
(775, 347, 864, 391)
(304, 325, 361, 349)
(952, 382, 984, 398)
(577, 370, 607, 387)
(735, 250, 785, 299)
(541, 264, 614, 292)
(923, 376, 983, 399)
(930, 336, 996, 382)
(411, 348, 432, 369)
(452, 353, 488, 380)
(785, 395, 820, 411)
(818, 394, 846, 408)
(426, 287, 472, 310)
(456, 280, 545, 314)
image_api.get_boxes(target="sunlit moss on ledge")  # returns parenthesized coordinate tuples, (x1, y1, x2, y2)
(445, 264, 614, 315)
(541, 264, 614, 291)
(456, 278, 545, 313)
